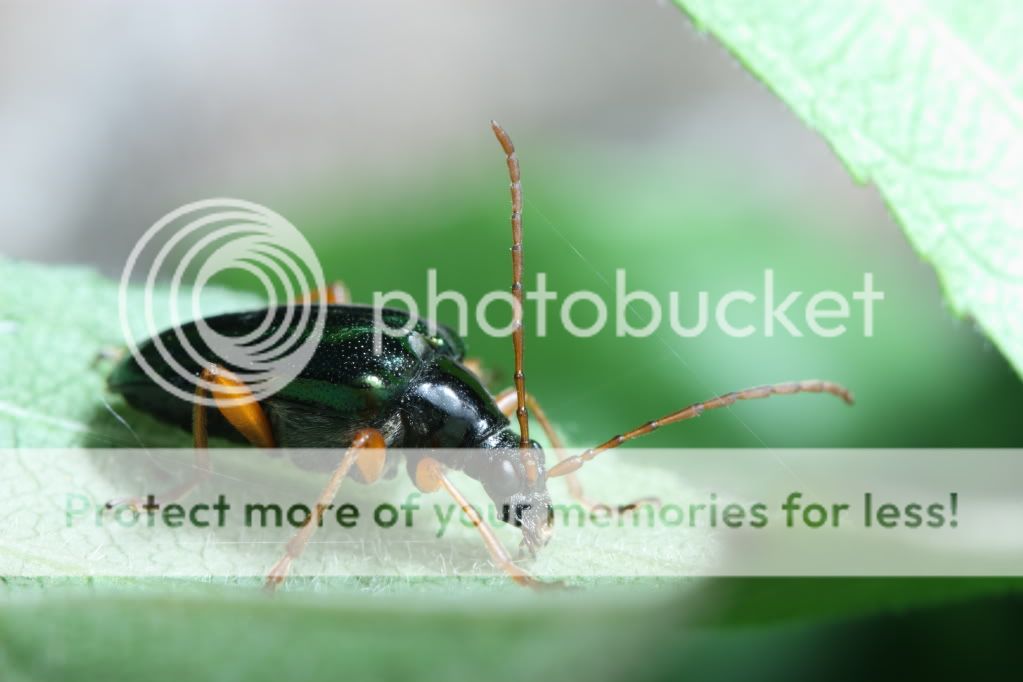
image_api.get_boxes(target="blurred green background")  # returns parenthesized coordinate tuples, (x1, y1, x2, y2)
(268, 140, 1023, 451)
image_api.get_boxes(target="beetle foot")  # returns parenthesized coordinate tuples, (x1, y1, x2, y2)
(91, 345, 125, 368)
(104, 495, 158, 515)
(518, 575, 575, 591)
(264, 556, 292, 592)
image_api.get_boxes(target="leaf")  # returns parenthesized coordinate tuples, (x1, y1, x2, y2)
(0, 257, 710, 583)
(1, 580, 1022, 680)
(2, 263, 1022, 677)
(0, 591, 651, 682)
(673, 0, 1023, 378)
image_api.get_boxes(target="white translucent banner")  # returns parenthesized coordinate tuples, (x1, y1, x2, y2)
(1, 449, 1021, 578)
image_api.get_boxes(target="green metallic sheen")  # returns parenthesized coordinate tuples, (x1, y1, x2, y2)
(109, 305, 465, 438)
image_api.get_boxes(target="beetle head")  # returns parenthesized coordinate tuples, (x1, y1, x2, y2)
(472, 431, 553, 554)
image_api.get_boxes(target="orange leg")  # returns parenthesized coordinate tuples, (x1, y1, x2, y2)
(265, 428, 386, 590)
(415, 457, 558, 589)
(295, 280, 350, 305)
(494, 388, 658, 516)
(106, 364, 275, 512)
(192, 365, 275, 449)
(462, 357, 499, 388)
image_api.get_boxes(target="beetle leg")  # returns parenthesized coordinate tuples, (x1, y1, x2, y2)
(295, 280, 350, 305)
(462, 357, 498, 387)
(414, 457, 558, 590)
(103, 446, 214, 514)
(105, 365, 276, 513)
(494, 388, 658, 518)
(91, 345, 125, 368)
(192, 364, 275, 449)
(548, 380, 854, 479)
(264, 428, 385, 591)
(494, 387, 570, 484)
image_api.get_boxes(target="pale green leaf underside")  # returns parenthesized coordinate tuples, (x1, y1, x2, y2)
(0, 258, 703, 583)
(675, 0, 1023, 377)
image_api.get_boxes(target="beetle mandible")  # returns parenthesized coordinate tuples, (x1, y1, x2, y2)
(107, 122, 853, 589)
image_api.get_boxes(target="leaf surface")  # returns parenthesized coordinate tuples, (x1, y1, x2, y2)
(674, 0, 1023, 376)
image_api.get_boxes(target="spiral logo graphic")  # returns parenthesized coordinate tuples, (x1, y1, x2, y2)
(118, 198, 327, 407)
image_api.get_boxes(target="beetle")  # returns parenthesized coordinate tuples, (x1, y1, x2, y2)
(107, 122, 853, 589)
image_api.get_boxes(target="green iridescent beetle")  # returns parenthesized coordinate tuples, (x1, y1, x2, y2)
(108, 122, 854, 589)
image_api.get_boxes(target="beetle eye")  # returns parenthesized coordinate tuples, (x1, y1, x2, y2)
(488, 459, 520, 499)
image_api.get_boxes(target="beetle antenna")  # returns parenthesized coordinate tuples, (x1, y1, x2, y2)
(491, 121, 538, 478)
(547, 380, 854, 478)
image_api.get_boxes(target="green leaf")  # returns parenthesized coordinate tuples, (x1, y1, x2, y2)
(673, 0, 1023, 378)
(0, 588, 673, 682)
(2, 261, 1022, 677)
(0, 257, 708, 583)
(1, 581, 1022, 681)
